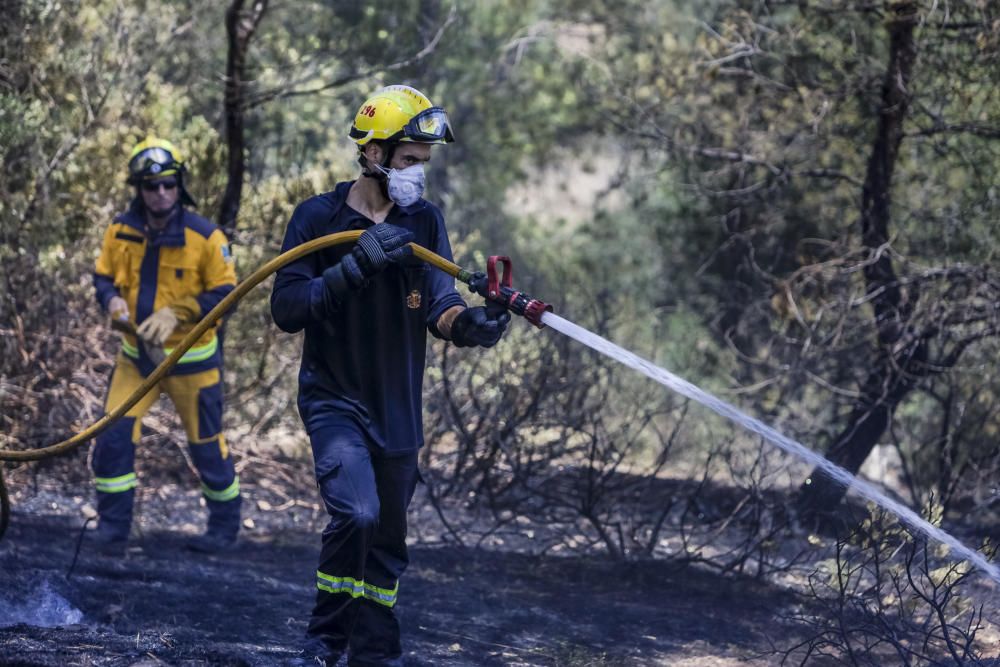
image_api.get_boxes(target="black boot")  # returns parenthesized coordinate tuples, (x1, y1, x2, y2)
(88, 519, 129, 555)
(186, 525, 238, 553)
(285, 635, 343, 666)
(188, 496, 241, 553)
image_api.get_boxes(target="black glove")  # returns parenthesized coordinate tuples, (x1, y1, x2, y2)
(450, 306, 510, 348)
(354, 223, 414, 276)
(323, 223, 415, 302)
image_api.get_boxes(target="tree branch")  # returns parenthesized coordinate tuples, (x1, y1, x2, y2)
(243, 5, 457, 110)
(905, 123, 1000, 140)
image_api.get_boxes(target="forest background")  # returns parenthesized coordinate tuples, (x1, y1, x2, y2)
(2, 1, 1000, 663)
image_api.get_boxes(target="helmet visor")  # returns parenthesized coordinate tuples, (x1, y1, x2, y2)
(403, 107, 454, 143)
(129, 147, 177, 179)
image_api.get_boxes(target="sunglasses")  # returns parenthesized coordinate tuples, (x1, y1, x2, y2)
(141, 180, 178, 192)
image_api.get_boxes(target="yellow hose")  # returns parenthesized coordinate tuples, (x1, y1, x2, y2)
(0, 232, 471, 539)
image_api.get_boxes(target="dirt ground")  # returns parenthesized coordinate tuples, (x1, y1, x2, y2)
(0, 465, 819, 667)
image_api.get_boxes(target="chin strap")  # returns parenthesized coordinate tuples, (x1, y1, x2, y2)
(358, 154, 380, 178)
(357, 144, 398, 202)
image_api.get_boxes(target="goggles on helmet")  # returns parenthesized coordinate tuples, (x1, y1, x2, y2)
(401, 107, 454, 143)
(128, 146, 180, 181)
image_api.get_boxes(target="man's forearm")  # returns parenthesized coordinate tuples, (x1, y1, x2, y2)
(435, 305, 464, 339)
(271, 275, 333, 334)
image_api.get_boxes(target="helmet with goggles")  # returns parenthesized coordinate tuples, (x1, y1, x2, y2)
(126, 136, 197, 207)
(349, 85, 455, 146)
(127, 137, 187, 184)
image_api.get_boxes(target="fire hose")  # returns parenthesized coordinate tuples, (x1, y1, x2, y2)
(0, 231, 551, 541)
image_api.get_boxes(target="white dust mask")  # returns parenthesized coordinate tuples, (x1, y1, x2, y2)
(376, 163, 425, 207)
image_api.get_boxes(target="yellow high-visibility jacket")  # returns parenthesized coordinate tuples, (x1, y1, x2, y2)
(94, 203, 236, 375)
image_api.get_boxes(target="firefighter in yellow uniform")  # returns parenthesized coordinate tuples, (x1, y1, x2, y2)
(90, 137, 241, 553)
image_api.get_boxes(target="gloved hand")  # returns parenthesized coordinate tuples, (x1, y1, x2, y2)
(449, 306, 510, 348)
(353, 223, 414, 276)
(108, 296, 129, 322)
(136, 306, 179, 346)
(144, 343, 168, 367)
(323, 223, 415, 302)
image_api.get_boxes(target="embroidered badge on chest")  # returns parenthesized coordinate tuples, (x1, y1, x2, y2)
(406, 290, 421, 309)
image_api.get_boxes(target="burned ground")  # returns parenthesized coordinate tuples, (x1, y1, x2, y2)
(0, 459, 817, 667)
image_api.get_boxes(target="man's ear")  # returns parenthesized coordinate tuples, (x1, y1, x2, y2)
(363, 142, 384, 167)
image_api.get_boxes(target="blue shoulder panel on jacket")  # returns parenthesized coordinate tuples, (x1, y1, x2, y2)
(114, 204, 146, 232)
(183, 211, 219, 239)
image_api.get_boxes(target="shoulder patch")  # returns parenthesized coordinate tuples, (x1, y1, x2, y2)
(114, 231, 145, 243)
(220, 243, 234, 263)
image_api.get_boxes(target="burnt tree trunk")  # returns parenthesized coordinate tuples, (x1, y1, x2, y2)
(798, 1, 923, 514)
(218, 0, 267, 237)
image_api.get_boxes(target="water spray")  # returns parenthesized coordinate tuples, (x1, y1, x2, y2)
(539, 312, 1000, 586)
(455, 255, 998, 585)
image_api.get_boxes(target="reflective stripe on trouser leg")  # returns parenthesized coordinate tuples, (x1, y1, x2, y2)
(314, 573, 399, 607)
(94, 472, 138, 493)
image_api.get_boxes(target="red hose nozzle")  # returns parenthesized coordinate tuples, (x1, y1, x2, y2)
(467, 256, 554, 329)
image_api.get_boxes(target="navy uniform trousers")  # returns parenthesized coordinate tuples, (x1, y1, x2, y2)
(306, 418, 420, 666)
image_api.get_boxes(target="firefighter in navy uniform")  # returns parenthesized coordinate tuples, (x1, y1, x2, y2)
(90, 137, 241, 553)
(272, 85, 509, 665)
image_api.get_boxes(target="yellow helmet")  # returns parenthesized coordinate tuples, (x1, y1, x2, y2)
(127, 136, 186, 184)
(349, 85, 455, 146)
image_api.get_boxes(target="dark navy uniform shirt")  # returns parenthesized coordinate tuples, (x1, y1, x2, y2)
(270, 181, 466, 455)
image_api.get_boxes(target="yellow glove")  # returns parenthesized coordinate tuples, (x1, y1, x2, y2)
(136, 307, 179, 347)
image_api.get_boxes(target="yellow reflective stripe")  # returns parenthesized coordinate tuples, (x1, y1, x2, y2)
(317, 572, 365, 598)
(95, 472, 137, 493)
(201, 476, 239, 502)
(363, 580, 399, 607)
(173, 338, 218, 363)
(121, 337, 217, 364)
(315, 571, 399, 608)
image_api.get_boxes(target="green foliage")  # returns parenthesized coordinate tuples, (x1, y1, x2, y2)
(3, 8, 1000, 658)
(3, 0, 999, 521)
(556, 0, 1000, 512)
